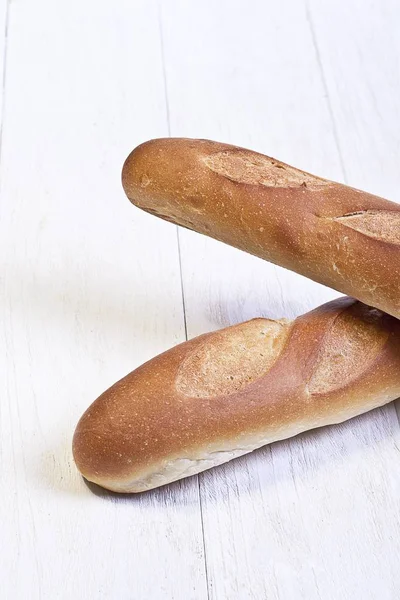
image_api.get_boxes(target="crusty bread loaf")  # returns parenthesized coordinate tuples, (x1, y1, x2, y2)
(73, 298, 400, 493)
(122, 138, 400, 319)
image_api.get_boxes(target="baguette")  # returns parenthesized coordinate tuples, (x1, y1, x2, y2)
(73, 298, 400, 493)
(122, 138, 400, 319)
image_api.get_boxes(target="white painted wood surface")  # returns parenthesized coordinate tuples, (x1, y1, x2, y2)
(1, 1, 399, 598)
(0, 2, 206, 599)
(0, 0, 6, 127)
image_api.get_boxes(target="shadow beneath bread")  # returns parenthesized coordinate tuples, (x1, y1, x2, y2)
(81, 402, 400, 504)
(198, 402, 400, 500)
(35, 427, 202, 505)
(82, 471, 200, 504)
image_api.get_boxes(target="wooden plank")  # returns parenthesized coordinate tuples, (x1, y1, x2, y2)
(0, 1, 207, 598)
(307, 0, 400, 200)
(160, 1, 400, 598)
(0, 0, 8, 129)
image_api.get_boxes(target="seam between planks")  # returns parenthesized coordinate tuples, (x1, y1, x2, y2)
(394, 401, 400, 429)
(175, 226, 189, 341)
(304, 0, 348, 183)
(158, 3, 210, 598)
(157, 1, 189, 342)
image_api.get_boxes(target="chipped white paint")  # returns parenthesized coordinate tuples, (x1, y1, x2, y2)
(1, 1, 400, 599)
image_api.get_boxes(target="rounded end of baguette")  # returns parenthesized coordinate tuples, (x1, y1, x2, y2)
(121, 138, 183, 217)
(120, 138, 228, 230)
(72, 409, 123, 492)
(121, 138, 158, 204)
(72, 316, 293, 493)
(73, 406, 148, 493)
(72, 375, 153, 493)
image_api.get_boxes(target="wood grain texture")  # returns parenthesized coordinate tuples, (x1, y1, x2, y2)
(0, 0, 7, 133)
(0, 1, 206, 599)
(160, 1, 400, 599)
(1, 0, 400, 599)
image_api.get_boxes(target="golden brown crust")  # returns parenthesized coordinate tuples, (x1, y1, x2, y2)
(175, 318, 290, 398)
(121, 138, 400, 319)
(73, 298, 400, 492)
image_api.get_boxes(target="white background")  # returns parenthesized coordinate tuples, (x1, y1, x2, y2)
(1, 1, 400, 598)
